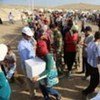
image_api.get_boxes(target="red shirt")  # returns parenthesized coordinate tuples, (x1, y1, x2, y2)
(36, 39, 49, 57)
(64, 32, 78, 52)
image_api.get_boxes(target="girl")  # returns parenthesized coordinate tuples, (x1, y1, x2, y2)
(35, 32, 61, 100)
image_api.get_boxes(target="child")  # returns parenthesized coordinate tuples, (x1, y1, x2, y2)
(35, 33, 61, 100)
(4, 45, 16, 82)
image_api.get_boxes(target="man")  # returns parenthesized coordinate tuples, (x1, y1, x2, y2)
(82, 31, 100, 100)
(8, 12, 14, 24)
(18, 26, 36, 99)
(51, 24, 63, 74)
(79, 26, 94, 76)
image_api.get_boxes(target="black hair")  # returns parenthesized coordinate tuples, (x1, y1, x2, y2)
(22, 32, 27, 36)
(7, 45, 12, 50)
(39, 29, 44, 34)
(85, 26, 92, 32)
(67, 19, 73, 28)
(72, 30, 78, 33)
(94, 31, 100, 40)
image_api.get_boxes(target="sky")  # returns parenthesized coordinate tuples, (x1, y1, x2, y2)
(0, 0, 100, 7)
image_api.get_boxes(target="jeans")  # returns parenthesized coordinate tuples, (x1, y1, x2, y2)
(39, 84, 60, 100)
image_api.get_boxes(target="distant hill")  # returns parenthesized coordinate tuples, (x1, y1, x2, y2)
(0, 4, 28, 9)
(0, 4, 47, 9)
(55, 3, 100, 10)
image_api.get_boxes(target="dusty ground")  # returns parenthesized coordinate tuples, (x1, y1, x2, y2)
(0, 21, 100, 100)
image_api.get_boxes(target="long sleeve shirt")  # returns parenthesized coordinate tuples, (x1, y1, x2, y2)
(87, 41, 100, 68)
(18, 38, 36, 67)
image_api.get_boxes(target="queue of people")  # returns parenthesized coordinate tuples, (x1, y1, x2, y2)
(0, 9, 100, 100)
(17, 10, 100, 100)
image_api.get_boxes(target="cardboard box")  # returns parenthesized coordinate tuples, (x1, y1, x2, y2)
(25, 57, 46, 80)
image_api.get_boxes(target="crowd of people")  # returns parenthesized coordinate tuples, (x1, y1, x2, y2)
(0, 9, 100, 100)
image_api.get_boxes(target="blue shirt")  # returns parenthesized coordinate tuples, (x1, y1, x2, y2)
(86, 41, 100, 68)
(18, 38, 36, 67)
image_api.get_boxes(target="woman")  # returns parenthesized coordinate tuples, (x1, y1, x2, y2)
(0, 44, 11, 100)
(64, 24, 79, 78)
(35, 32, 61, 100)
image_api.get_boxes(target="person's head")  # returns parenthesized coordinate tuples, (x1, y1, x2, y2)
(42, 25, 48, 32)
(22, 26, 34, 40)
(38, 29, 47, 40)
(6, 45, 12, 54)
(84, 26, 92, 36)
(71, 24, 79, 33)
(0, 44, 8, 62)
(9, 12, 12, 15)
(50, 23, 58, 31)
(67, 19, 73, 27)
(94, 31, 100, 41)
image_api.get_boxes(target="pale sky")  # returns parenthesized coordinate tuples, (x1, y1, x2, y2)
(0, 0, 100, 7)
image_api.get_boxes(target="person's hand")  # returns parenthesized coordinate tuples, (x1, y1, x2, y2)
(79, 42, 84, 45)
(32, 76, 39, 83)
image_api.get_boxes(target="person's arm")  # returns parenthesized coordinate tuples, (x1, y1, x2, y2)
(97, 45, 100, 64)
(19, 43, 35, 60)
(28, 48, 36, 59)
(32, 69, 48, 82)
(19, 48, 29, 61)
(57, 34, 63, 52)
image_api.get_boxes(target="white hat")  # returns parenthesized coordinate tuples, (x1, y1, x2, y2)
(71, 24, 79, 31)
(0, 44, 8, 61)
(22, 26, 34, 37)
(42, 25, 48, 32)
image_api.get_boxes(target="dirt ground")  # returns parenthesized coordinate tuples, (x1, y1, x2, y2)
(0, 21, 100, 100)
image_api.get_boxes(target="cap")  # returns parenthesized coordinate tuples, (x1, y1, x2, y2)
(42, 25, 48, 32)
(71, 24, 79, 31)
(22, 26, 34, 37)
(0, 44, 8, 61)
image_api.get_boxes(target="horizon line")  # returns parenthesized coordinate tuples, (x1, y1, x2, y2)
(0, 2, 100, 8)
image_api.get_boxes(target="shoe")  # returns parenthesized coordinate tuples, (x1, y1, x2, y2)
(55, 95, 62, 100)
(44, 96, 50, 100)
(66, 71, 72, 79)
